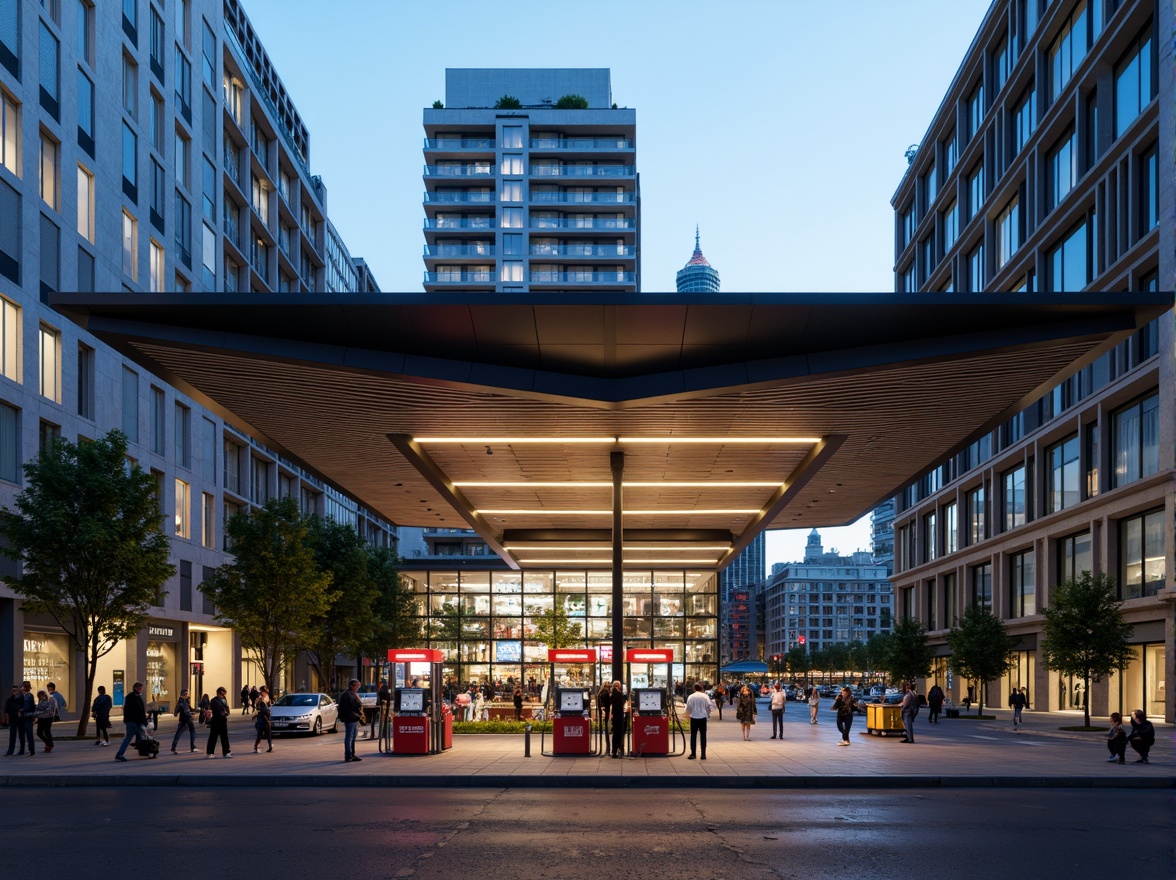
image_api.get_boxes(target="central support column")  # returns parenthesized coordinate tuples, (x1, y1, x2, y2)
(610, 449, 624, 683)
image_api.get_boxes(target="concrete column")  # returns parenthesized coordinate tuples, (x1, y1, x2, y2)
(610, 450, 623, 684)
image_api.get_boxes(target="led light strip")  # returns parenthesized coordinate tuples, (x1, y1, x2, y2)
(454, 481, 780, 488)
(506, 544, 734, 551)
(415, 436, 820, 444)
(479, 509, 761, 515)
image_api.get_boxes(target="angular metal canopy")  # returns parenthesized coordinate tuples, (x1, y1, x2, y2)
(54, 291, 1171, 574)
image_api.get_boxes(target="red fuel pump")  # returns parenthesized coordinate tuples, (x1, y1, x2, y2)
(542, 648, 598, 756)
(625, 648, 684, 757)
(386, 648, 450, 755)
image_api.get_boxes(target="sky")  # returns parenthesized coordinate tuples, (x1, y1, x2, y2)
(239, 0, 993, 570)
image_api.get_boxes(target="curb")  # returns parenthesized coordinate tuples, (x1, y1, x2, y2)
(1, 774, 1171, 790)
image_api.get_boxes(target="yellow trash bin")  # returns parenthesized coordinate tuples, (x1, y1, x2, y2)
(866, 702, 905, 736)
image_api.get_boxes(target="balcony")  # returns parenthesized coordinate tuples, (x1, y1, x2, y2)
(223, 209, 242, 250)
(424, 164, 493, 177)
(531, 164, 635, 177)
(530, 271, 635, 284)
(423, 191, 495, 204)
(424, 217, 497, 230)
(529, 244, 635, 258)
(424, 244, 496, 258)
(424, 270, 493, 284)
(530, 137, 633, 150)
(529, 217, 635, 230)
(530, 191, 635, 205)
(424, 137, 494, 150)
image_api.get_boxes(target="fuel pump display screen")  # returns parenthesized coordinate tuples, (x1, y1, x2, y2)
(397, 689, 424, 712)
(636, 689, 664, 714)
(558, 689, 585, 712)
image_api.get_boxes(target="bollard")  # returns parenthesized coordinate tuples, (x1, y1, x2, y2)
(524, 722, 532, 757)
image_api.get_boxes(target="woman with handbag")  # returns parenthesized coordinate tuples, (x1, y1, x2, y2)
(197, 693, 211, 726)
(735, 685, 757, 741)
(252, 686, 272, 753)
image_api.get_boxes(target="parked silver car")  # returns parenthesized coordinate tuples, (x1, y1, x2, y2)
(269, 692, 339, 736)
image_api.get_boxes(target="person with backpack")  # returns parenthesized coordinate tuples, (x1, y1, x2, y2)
(1009, 687, 1027, 731)
(900, 682, 920, 743)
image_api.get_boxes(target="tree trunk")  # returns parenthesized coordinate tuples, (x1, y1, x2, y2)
(76, 650, 97, 738)
(1083, 673, 1091, 728)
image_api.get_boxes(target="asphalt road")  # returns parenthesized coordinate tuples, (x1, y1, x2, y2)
(25, 788, 1173, 877)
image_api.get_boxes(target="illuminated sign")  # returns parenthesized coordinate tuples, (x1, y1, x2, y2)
(548, 649, 597, 663)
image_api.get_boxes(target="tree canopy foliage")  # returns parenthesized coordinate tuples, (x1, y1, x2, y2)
(947, 605, 1018, 716)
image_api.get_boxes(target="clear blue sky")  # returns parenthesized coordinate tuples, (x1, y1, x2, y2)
(240, 0, 992, 568)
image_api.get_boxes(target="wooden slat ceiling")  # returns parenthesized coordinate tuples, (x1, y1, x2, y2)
(55, 293, 1171, 572)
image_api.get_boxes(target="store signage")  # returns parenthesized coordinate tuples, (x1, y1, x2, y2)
(548, 649, 597, 663)
(387, 648, 444, 663)
(148, 626, 175, 638)
(625, 648, 674, 663)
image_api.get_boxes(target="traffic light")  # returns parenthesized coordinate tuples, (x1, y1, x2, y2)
(798, 635, 806, 645)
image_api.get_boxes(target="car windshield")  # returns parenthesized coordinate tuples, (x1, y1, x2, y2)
(274, 694, 318, 707)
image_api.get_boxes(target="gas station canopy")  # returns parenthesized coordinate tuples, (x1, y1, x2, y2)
(54, 291, 1170, 573)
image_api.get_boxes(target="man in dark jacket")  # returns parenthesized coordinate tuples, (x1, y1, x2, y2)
(338, 678, 364, 763)
(18, 682, 35, 755)
(1128, 710, 1155, 763)
(114, 681, 149, 762)
(4, 685, 23, 755)
(608, 680, 628, 758)
(91, 685, 113, 746)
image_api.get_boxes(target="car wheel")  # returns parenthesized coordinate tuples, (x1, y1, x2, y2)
(312, 717, 322, 736)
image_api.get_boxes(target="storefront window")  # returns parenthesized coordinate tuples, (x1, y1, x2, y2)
(23, 631, 71, 697)
(145, 637, 176, 711)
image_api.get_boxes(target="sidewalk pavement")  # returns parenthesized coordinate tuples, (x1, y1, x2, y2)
(2, 706, 1170, 789)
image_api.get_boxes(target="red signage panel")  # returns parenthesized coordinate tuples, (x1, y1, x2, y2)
(631, 715, 670, 756)
(392, 716, 429, 755)
(387, 648, 445, 663)
(625, 648, 674, 663)
(551, 715, 592, 755)
(548, 649, 598, 663)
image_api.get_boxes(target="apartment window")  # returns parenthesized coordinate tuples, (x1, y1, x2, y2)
(37, 324, 60, 402)
(995, 195, 1020, 269)
(1139, 146, 1157, 233)
(966, 81, 984, 140)
(1119, 509, 1163, 599)
(77, 1, 94, 66)
(901, 263, 916, 293)
(122, 0, 137, 36)
(39, 213, 58, 295)
(1058, 531, 1092, 583)
(76, 246, 93, 293)
(201, 492, 214, 548)
(966, 485, 985, 545)
(1049, 0, 1090, 101)
(944, 501, 958, 554)
(250, 174, 269, 225)
(941, 200, 958, 252)
(919, 236, 933, 284)
(201, 156, 214, 221)
(0, 2, 16, 78)
(121, 367, 139, 441)
(76, 69, 94, 154)
(122, 54, 138, 119)
(967, 164, 984, 219)
(201, 18, 215, 88)
(942, 572, 957, 630)
(250, 120, 268, 165)
(967, 242, 984, 292)
(200, 416, 215, 481)
(122, 210, 137, 280)
(149, 239, 164, 292)
(77, 343, 94, 419)
(171, 402, 189, 468)
(1047, 434, 1080, 512)
(501, 261, 523, 283)
(174, 478, 190, 538)
(122, 122, 138, 199)
(992, 33, 1010, 93)
(1003, 464, 1027, 530)
(502, 233, 522, 256)
(1113, 30, 1153, 138)
(174, 49, 191, 121)
(942, 130, 957, 176)
(501, 154, 522, 175)
(1111, 393, 1158, 488)
(1012, 85, 1036, 154)
(38, 419, 59, 454)
(149, 158, 165, 230)
(39, 132, 58, 210)
(923, 510, 938, 563)
(502, 125, 523, 149)
(174, 0, 188, 47)
(502, 207, 522, 229)
(149, 5, 164, 80)
(149, 91, 165, 152)
(921, 164, 937, 211)
(174, 191, 191, 268)
(970, 562, 992, 612)
(223, 440, 242, 494)
(201, 221, 215, 288)
(75, 165, 94, 242)
(251, 458, 269, 503)
(0, 178, 18, 284)
(0, 296, 19, 382)
(1085, 421, 1099, 498)
(2, 89, 19, 175)
(39, 22, 59, 118)
(1084, 89, 1099, 169)
(501, 181, 522, 202)
(149, 385, 165, 453)
(1046, 129, 1077, 212)
(1046, 221, 1088, 292)
(901, 205, 915, 248)
(174, 129, 189, 188)
(1009, 550, 1035, 617)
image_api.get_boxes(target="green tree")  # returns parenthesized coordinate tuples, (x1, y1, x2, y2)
(1041, 572, 1135, 728)
(0, 431, 175, 736)
(846, 640, 868, 679)
(555, 93, 589, 109)
(431, 100, 443, 109)
(878, 617, 933, 686)
(200, 497, 335, 697)
(304, 515, 377, 692)
(784, 646, 812, 681)
(865, 633, 892, 683)
(363, 546, 420, 657)
(531, 598, 582, 650)
(946, 605, 1018, 716)
(494, 94, 521, 109)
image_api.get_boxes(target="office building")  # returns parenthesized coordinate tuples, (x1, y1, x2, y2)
(719, 532, 763, 665)
(675, 227, 720, 292)
(889, 0, 1172, 721)
(422, 69, 639, 293)
(762, 530, 893, 658)
(0, 0, 394, 715)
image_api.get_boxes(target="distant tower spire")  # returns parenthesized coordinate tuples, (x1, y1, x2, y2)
(676, 225, 721, 293)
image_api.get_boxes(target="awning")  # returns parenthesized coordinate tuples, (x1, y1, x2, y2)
(721, 661, 769, 675)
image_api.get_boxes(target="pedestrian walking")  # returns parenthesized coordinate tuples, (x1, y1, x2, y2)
(240, 684, 251, 715)
(685, 682, 713, 760)
(91, 685, 112, 746)
(114, 681, 149, 762)
(1127, 710, 1154, 764)
(17, 682, 35, 755)
(513, 687, 524, 722)
(249, 685, 259, 711)
(597, 682, 611, 729)
(808, 685, 820, 724)
(927, 684, 945, 724)
(899, 682, 919, 743)
(769, 682, 787, 740)
(205, 686, 232, 758)
(170, 688, 197, 753)
(1105, 712, 1127, 764)
(31, 690, 56, 753)
(4, 685, 23, 755)
(197, 693, 211, 726)
(735, 685, 757, 741)
(713, 683, 725, 721)
(46, 682, 66, 735)
(338, 678, 363, 763)
(1009, 687, 1026, 730)
(833, 686, 855, 746)
(252, 686, 272, 753)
